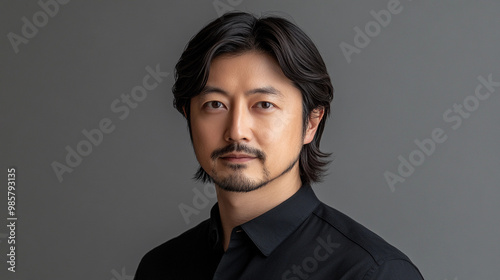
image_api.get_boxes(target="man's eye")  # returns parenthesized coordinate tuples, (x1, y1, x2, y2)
(205, 101, 224, 109)
(255, 102, 274, 109)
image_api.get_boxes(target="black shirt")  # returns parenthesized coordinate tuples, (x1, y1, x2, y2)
(135, 185, 424, 280)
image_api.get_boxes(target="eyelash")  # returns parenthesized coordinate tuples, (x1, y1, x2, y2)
(254, 101, 274, 109)
(204, 101, 225, 109)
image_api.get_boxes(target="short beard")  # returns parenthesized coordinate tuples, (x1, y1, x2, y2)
(213, 155, 300, 193)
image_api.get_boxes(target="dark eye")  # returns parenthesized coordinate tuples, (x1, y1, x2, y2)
(212, 101, 223, 108)
(256, 102, 274, 109)
(205, 101, 224, 109)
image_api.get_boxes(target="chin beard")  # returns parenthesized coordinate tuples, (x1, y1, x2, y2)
(212, 156, 299, 193)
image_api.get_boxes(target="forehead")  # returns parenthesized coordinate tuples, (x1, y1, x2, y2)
(210, 51, 282, 72)
(205, 51, 297, 95)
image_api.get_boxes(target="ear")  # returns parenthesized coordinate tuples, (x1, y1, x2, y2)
(303, 107, 325, 145)
(182, 106, 187, 118)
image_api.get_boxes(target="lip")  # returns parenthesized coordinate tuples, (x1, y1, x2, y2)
(220, 153, 256, 163)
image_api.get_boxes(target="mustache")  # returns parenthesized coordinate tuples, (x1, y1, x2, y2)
(211, 143, 266, 161)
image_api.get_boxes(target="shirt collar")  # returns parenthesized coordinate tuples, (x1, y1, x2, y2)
(209, 185, 321, 256)
(209, 204, 223, 249)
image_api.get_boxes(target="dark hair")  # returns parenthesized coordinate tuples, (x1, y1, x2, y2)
(172, 12, 334, 185)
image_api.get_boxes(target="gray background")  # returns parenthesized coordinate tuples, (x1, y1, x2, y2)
(1, 0, 499, 279)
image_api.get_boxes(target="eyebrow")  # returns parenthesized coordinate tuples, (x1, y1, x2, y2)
(201, 86, 284, 98)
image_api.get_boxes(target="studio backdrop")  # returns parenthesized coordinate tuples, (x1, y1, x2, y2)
(1, 0, 499, 279)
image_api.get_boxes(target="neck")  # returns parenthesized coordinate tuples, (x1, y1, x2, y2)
(215, 166, 302, 251)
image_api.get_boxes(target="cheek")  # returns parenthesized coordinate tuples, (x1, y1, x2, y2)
(191, 118, 222, 160)
(257, 112, 303, 149)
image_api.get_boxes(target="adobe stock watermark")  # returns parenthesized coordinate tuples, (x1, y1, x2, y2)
(50, 64, 169, 182)
(110, 267, 133, 280)
(340, 0, 412, 64)
(7, 0, 70, 54)
(178, 184, 217, 224)
(213, 0, 243, 16)
(281, 234, 340, 280)
(385, 74, 500, 192)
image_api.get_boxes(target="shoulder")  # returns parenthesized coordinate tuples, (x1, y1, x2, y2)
(312, 204, 406, 262)
(312, 203, 424, 279)
(134, 219, 212, 279)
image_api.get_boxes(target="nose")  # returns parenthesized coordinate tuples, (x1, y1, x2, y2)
(224, 103, 252, 143)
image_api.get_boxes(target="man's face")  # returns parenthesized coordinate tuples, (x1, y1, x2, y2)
(189, 51, 314, 192)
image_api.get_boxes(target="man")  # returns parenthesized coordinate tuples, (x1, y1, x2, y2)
(135, 12, 424, 280)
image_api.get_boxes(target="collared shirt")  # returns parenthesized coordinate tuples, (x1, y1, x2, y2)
(135, 185, 424, 280)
